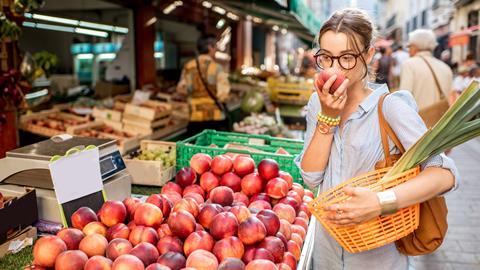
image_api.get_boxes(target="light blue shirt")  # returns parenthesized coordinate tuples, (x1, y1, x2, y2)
(295, 83, 458, 270)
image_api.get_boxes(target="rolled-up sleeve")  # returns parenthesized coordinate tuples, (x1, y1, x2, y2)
(294, 93, 325, 188)
(383, 91, 459, 194)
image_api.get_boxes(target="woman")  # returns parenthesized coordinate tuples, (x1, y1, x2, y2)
(296, 8, 458, 269)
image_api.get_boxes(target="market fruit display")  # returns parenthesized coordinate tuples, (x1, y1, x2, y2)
(30, 154, 312, 270)
(25, 113, 89, 132)
(233, 113, 292, 137)
(241, 90, 264, 113)
(314, 70, 346, 94)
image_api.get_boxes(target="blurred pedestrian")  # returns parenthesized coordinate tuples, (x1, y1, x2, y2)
(374, 46, 393, 87)
(391, 45, 409, 89)
(463, 52, 479, 70)
(176, 34, 230, 134)
(399, 29, 453, 111)
(440, 49, 455, 70)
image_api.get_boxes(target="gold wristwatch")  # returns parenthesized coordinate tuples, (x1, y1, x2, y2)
(376, 190, 398, 216)
(316, 121, 336, 134)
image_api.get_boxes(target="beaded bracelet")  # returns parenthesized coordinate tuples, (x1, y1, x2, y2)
(317, 112, 341, 126)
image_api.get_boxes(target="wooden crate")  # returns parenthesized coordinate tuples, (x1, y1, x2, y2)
(113, 94, 132, 111)
(124, 100, 172, 120)
(69, 121, 139, 154)
(124, 140, 176, 186)
(20, 110, 91, 137)
(190, 97, 222, 121)
(92, 107, 123, 122)
(268, 77, 314, 105)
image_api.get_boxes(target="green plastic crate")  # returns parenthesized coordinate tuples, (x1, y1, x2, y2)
(176, 130, 305, 185)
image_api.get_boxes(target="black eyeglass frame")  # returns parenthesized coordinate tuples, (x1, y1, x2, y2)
(313, 48, 369, 70)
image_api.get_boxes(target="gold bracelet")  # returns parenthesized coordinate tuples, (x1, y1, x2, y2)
(317, 113, 340, 126)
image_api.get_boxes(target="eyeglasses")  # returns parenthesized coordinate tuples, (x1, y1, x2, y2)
(313, 49, 367, 70)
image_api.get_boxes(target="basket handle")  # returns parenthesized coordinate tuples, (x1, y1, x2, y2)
(378, 94, 405, 163)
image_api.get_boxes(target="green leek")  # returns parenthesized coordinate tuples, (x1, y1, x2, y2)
(383, 80, 480, 179)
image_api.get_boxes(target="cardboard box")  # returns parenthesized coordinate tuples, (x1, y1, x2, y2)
(0, 189, 38, 245)
(95, 80, 130, 98)
(0, 226, 37, 258)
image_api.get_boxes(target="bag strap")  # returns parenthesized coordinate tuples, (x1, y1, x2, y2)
(378, 94, 406, 163)
(419, 56, 446, 100)
(194, 57, 228, 116)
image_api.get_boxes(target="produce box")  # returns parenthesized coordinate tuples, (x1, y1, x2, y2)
(94, 80, 130, 98)
(0, 226, 37, 259)
(92, 107, 123, 122)
(190, 97, 223, 121)
(176, 130, 305, 184)
(122, 114, 171, 135)
(124, 100, 172, 121)
(124, 140, 176, 186)
(268, 77, 314, 105)
(20, 109, 91, 137)
(113, 94, 132, 111)
(0, 189, 38, 245)
(69, 121, 139, 154)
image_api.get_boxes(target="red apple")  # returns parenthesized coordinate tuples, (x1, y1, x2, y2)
(98, 200, 127, 227)
(33, 236, 67, 267)
(291, 224, 306, 240)
(210, 212, 239, 240)
(241, 173, 264, 196)
(278, 220, 292, 240)
(290, 233, 303, 248)
(163, 192, 182, 205)
(175, 167, 197, 188)
(233, 192, 250, 206)
(146, 263, 171, 270)
(294, 217, 309, 231)
(134, 203, 163, 227)
(156, 235, 183, 255)
(157, 252, 186, 270)
(258, 236, 285, 263)
(197, 203, 223, 229)
(79, 233, 108, 257)
(276, 232, 288, 248)
(106, 223, 130, 241)
(186, 250, 218, 270)
(129, 242, 159, 267)
(162, 182, 183, 195)
(256, 209, 280, 236)
(182, 184, 205, 197)
(291, 183, 305, 198)
(273, 204, 296, 224)
(190, 153, 212, 175)
(277, 263, 292, 270)
(277, 171, 293, 189)
(56, 228, 84, 250)
(173, 198, 199, 217)
(209, 186, 234, 206)
(83, 221, 107, 237)
(250, 193, 271, 204)
(297, 211, 309, 221)
(220, 172, 242, 192)
(304, 189, 314, 199)
(278, 197, 299, 212)
(168, 210, 196, 239)
(286, 191, 302, 205)
(107, 238, 133, 261)
(212, 236, 245, 262)
(183, 231, 215, 256)
(71, 207, 98, 230)
(112, 254, 144, 270)
(157, 223, 172, 239)
(229, 205, 251, 223)
(84, 255, 113, 270)
(243, 247, 274, 264)
(146, 194, 172, 218)
(54, 250, 88, 270)
(183, 192, 204, 205)
(218, 257, 246, 270)
(238, 216, 267, 245)
(129, 226, 159, 246)
(199, 171, 220, 193)
(282, 252, 296, 270)
(211, 155, 233, 175)
(233, 156, 255, 176)
(298, 203, 311, 217)
(245, 259, 278, 270)
(286, 240, 301, 260)
(265, 178, 289, 199)
(248, 200, 272, 212)
(123, 197, 141, 220)
(317, 69, 346, 94)
(257, 159, 279, 181)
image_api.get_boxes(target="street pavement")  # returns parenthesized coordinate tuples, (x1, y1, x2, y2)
(415, 138, 480, 270)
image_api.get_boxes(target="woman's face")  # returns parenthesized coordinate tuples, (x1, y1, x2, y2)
(319, 30, 375, 86)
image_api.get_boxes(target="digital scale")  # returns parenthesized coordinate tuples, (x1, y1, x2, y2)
(0, 135, 132, 223)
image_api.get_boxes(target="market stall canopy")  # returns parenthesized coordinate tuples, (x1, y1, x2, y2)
(208, 0, 322, 45)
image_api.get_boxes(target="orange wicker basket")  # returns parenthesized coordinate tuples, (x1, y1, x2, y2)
(307, 166, 421, 253)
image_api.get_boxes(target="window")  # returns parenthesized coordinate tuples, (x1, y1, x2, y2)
(413, 16, 418, 30)
(422, 10, 428, 26)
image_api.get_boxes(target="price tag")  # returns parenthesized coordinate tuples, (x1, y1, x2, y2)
(132, 90, 151, 105)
